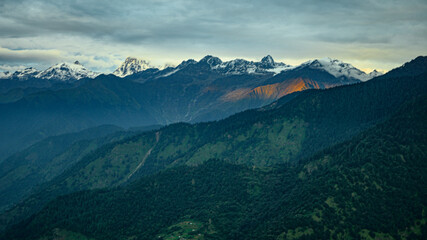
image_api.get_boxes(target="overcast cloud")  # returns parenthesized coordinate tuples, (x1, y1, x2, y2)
(0, 0, 426, 73)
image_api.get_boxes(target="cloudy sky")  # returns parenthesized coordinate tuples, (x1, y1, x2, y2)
(0, 0, 426, 73)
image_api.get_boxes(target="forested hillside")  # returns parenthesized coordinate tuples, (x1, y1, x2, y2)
(3, 95, 426, 240)
(0, 124, 161, 212)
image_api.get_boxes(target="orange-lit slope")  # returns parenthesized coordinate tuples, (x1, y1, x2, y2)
(222, 78, 335, 102)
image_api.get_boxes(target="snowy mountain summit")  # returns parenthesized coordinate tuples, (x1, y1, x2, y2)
(35, 61, 100, 81)
(299, 57, 382, 81)
(259, 55, 276, 68)
(110, 56, 382, 81)
(113, 57, 154, 77)
(206, 55, 293, 75)
(0, 56, 383, 82)
(0, 67, 41, 80)
(0, 61, 99, 81)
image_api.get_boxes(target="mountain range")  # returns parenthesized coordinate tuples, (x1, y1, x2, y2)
(0, 55, 379, 161)
(0, 56, 425, 239)
(0, 61, 99, 82)
(1, 55, 382, 83)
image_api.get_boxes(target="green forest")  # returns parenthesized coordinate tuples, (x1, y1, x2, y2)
(3, 95, 426, 239)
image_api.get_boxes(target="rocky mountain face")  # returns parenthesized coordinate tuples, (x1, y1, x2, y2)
(197, 55, 292, 75)
(113, 57, 153, 77)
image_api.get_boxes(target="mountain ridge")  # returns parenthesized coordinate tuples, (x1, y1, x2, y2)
(0, 61, 100, 82)
(1, 55, 382, 82)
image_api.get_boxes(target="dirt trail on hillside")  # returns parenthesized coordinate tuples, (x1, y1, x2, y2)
(126, 131, 160, 181)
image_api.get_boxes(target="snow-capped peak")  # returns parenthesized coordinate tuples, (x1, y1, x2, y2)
(260, 55, 275, 68)
(199, 55, 223, 67)
(0, 67, 41, 80)
(202, 55, 292, 75)
(113, 57, 154, 77)
(300, 57, 377, 81)
(35, 61, 100, 81)
(16, 67, 41, 79)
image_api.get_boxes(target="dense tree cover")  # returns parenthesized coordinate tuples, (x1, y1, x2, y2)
(0, 125, 162, 214)
(1, 58, 426, 231)
(243, 96, 427, 239)
(3, 95, 426, 239)
(378, 56, 427, 79)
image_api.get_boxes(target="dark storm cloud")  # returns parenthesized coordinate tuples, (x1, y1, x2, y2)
(0, 0, 426, 71)
(0, 0, 418, 44)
